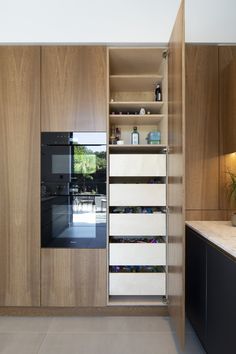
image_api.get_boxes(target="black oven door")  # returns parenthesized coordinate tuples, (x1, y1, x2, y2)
(41, 192, 106, 248)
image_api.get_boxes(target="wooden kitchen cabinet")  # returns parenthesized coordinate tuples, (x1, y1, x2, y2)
(0, 1, 186, 349)
(41, 46, 107, 132)
(0, 47, 40, 306)
(41, 249, 107, 307)
(185, 45, 219, 211)
(220, 47, 236, 155)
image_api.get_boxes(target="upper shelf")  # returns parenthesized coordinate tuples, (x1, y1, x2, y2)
(110, 75, 163, 92)
(109, 101, 163, 114)
(109, 47, 167, 75)
(109, 144, 167, 153)
(109, 114, 164, 126)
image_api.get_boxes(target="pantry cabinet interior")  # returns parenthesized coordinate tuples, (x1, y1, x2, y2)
(108, 47, 168, 306)
(41, 46, 107, 132)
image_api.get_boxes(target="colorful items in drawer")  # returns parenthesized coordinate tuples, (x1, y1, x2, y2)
(110, 266, 164, 273)
(110, 237, 163, 243)
(110, 207, 165, 214)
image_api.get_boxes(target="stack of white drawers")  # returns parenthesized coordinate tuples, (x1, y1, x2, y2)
(109, 153, 167, 298)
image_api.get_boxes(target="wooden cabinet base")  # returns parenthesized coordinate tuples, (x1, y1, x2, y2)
(0, 306, 168, 316)
(41, 249, 107, 307)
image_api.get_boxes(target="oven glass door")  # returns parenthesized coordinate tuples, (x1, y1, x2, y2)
(41, 193, 106, 248)
(41, 132, 107, 248)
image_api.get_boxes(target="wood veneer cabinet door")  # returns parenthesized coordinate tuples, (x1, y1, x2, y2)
(41, 249, 107, 307)
(220, 46, 236, 155)
(0, 47, 40, 306)
(167, 0, 185, 348)
(186, 45, 219, 210)
(41, 46, 107, 131)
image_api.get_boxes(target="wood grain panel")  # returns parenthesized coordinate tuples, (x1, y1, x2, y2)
(41, 249, 107, 307)
(0, 47, 40, 306)
(219, 47, 236, 211)
(186, 210, 231, 221)
(219, 47, 236, 155)
(185, 45, 219, 210)
(41, 46, 107, 131)
(167, 1, 185, 348)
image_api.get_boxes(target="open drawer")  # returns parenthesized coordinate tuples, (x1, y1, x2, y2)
(109, 243, 166, 265)
(109, 184, 166, 206)
(109, 213, 166, 236)
(109, 273, 166, 296)
(110, 154, 166, 177)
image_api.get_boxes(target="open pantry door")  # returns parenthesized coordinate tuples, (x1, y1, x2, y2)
(167, 0, 185, 348)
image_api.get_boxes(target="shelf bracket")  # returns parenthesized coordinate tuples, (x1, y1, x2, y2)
(162, 296, 169, 305)
(162, 50, 169, 59)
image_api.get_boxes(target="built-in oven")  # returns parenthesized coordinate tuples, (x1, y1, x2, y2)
(41, 132, 107, 248)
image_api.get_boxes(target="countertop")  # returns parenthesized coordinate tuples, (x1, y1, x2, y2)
(186, 221, 236, 259)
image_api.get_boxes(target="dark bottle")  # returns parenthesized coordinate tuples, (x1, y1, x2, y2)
(155, 84, 162, 101)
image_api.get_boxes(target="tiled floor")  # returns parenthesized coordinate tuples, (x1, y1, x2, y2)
(0, 316, 205, 354)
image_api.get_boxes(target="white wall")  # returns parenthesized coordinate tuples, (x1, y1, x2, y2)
(0, 0, 180, 44)
(0, 0, 235, 44)
(185, 0, 236, 43)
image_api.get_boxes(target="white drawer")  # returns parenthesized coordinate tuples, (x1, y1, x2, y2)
(109, 213, 166, 236)
(109, 184, 166, 206)
(109, 243, 166, 265)
(110, 154, 166, 177)
(109, 273, 166, 296)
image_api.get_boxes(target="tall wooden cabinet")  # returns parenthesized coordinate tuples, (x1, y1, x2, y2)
(41, 46, 107, 131)
(0, 2, 185, 348)
(0, 47, 40, 306)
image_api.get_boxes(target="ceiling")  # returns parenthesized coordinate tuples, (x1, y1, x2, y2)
(0, 0, 235, 43)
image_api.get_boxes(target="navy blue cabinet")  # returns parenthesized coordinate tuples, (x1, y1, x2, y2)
(186, 227, 207, 350)
(207, 244, 236, 354)
(186, 225, 236, 354)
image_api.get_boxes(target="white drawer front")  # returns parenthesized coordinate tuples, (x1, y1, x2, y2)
(109, 184, 166, 206)
(109, 244, 166, 265)
(109, 273, 166, 296)
(110, 154, 166, 177)
(109, 213, 166, 236)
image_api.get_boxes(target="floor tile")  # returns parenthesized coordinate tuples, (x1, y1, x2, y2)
(0, 333, 45, 354)
(38, 332, 181, 354)
(185, 319, 194, 333)
(48, 316, 172, 334)
(184, 332, 205, 354)
(0, 317, 52, 333)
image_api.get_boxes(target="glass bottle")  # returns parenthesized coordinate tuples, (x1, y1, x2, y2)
(131, 126, 139, 145)
(155, 84, 162, 101)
